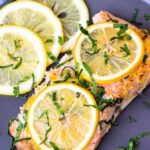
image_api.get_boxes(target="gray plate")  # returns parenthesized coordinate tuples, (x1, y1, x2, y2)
(0, 0, 150, 150)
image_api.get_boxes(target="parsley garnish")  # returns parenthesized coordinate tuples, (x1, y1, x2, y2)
(19, 76, 30, 83)
(48, 92, 65, 119)
(58, 36, 63, 45)
(120, 44, 130, 56)
(49, 142, 61, 150)
(48, 52, 59, 62)
(118, 132, 150, 150)
(13, 86, 20, 97)
(65, 49, 72, 55)
(143, 54, 148, 64)
(82, 62, 97, 94)
(84, 98, 122, 112)
(56, 57, 73, 68)
(128, 115, 137, 123)
(104, 51, 109, 64)
(86, 20, 92, 26)
(144, 14, 150, 20)
(45, 38, 53, 43)
(129, 8, 143, 26)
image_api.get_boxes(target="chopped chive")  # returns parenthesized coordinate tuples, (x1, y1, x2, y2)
(13, 86, 20, 97)
(143, 54, 148, 64)
(0, 64, 13, 69)
(65, 49, 72, 55)
(49, 142, 61, 150)
(47, 52, 59, 62)
(104, 51, 109, 64)
(120, 44, 130, 56)
(58, 36, 63, 45)
(14, 40, 21, 49)
(130, 8, 143, 26)
(82, 62, 92, 76)
(45, 38, 53, 43)
(79, 24, 89, 36)
(13, 57, 22, 69)
(113, 24, 128, 36)
(56, 57, 73, 68)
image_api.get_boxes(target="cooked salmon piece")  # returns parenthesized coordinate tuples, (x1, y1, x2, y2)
(9, 11, 150, 150)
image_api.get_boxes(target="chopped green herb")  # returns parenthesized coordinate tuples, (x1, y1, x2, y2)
(19, 76, 30, 83)
(113, 24, 128, 36)
(130, 8, 143, 26)
(48, 92, 65, 118)
(56, 57, 73, 68)
(79, 24, 89, 36)
(144, 14, 150, 21)
(120, 44, 130, 56)
(38, 110, 52, 144)
(118, 132, 150, 150)
(45, 38, 53, 43)
(54, 71, 71, 83)
(104, 51, 109, 64)
(143, 54, 148, 64)
(31, 73, 35, 89)
(128, 115, 137, 123)
(111, 34, 132, 41)
(9, 112, 29, 150)
(13, 57, 22, 69)
(14, 40, 21, 49)
(48, 52, 59, 62)
(13, 86, 20, 97)
(84, 98, 122, 112)
(0, 64, 13, 69)
(82, 62, 97, 94)
(107, 15, 118, 23)
(65, 49, 72, 55)
(49, 142, 61, 150)
(82, 62, 92, 76)
(86, 20, 92, 26)
(40, 127, 51, 144)
(58, 36, 63, 45)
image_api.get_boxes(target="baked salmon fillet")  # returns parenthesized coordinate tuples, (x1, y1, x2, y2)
(9, 11, 150, 150)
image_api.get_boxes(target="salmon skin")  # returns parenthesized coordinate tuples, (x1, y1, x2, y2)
(9, 11, 150, 150)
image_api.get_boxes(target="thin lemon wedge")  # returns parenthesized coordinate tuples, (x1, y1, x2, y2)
(27, 83, 99, 150)
(74, 23, 144, 84)
(0, 26, 46, 95)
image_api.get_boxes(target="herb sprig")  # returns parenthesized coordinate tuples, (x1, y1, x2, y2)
(118, 132, 150, 150)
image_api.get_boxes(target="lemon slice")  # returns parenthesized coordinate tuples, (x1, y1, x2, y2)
(18, 0, 89, 52)
(0, 1, 63, 65)
(0, 25, 46, 95)
(74, 23, 144, 84)
(27, 83, 99, 150)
